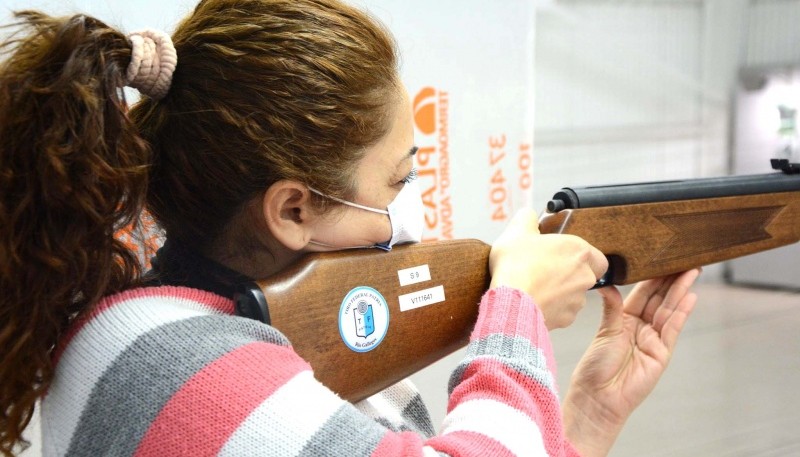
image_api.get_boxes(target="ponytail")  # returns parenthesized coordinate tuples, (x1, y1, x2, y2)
(0, 12, 149, 455)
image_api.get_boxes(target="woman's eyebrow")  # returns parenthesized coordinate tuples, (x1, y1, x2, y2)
(396, 146, 418, 166)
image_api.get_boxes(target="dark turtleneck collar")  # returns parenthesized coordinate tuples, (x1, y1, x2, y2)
(143, 238, 253, 299)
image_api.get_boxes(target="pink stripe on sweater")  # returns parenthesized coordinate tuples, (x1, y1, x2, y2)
(53, 286, 233, 365)
(449, 357, 559, 418)
(133, 342, 309, 457)
(426, 430, 516, 457)
(472, 286, 560, 384)
(370, 430, 425, 457)
(472, 287, 540, 341)
(455, 287, 579, 456)
(449, 358, 567, 456)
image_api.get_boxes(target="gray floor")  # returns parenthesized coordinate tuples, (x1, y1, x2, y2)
(411, 282, 800, 457)
(18, 282, 800, 456)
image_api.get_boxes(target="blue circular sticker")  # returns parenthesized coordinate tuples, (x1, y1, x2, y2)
(338, 286, 390, 353)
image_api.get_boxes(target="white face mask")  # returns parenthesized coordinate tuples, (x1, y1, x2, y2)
(308, 179, 425, 251)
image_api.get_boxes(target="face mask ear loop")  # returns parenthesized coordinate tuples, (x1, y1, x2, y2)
(307, 240, 378, 250)
(308, 187, 390, 215)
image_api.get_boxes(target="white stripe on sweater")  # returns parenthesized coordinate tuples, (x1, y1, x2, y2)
(440, 398, 547, 457)
(353, 379, 416, 429)
(42, 295, 223, 453)
(218, 370, 346, 457)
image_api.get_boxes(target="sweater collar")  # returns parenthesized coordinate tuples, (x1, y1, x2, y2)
(144, 238, 252, 299)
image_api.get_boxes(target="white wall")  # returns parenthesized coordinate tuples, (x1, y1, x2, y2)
(534, 1, 710, 198)
(746, 0, 800, 67)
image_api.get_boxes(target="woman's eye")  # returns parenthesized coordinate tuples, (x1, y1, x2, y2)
(400, 167, 418, 184)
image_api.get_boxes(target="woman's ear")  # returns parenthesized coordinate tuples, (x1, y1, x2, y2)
(261, 180, 316, 251)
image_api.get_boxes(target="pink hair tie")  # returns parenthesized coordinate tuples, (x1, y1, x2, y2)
(126, 29, 177, 100)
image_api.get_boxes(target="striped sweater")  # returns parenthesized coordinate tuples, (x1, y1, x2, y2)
(42, 285, 580, 456)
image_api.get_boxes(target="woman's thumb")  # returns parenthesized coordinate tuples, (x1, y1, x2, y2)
(596, 286, 624, 333)
(509, 207, 541, 235)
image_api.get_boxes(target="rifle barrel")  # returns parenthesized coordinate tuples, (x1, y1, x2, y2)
(548, 171, 800, 212)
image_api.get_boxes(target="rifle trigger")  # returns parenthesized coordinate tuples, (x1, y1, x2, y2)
(233, 282, 271, 325)
(590, 261, 614, 290)
(591, 276, 610, 290)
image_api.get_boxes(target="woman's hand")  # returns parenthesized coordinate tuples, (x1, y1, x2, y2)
(489, 208, 608, 330)
(562, 268, 701, 457)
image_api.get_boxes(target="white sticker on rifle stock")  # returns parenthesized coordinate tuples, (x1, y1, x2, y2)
(399, 285, 445, 312)
(338, 286, 390, 353)
(398, 264, 431, 286)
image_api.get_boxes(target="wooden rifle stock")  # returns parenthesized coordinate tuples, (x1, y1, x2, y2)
(540, 192, 800, 284)
(244, 163, 800, 402)
(250, 239, 491, 403)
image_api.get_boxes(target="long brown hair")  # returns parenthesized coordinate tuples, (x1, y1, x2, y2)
(0, 0, 398, 454)
(0, 11, 148, 455)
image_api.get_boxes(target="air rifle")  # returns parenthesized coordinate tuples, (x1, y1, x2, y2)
(235, 159, 800, 402)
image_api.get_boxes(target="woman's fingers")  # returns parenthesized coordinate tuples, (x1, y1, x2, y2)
(622, 275, 668, 318)
(659, 290, 698, 352)
(489, 208, 623, 330)
(651, 269, 702, 333)
(639, 276, 673, 324)
(586, 246, 609, 283)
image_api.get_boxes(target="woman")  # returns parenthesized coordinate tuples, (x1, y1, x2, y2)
(0, 1, 699, 456)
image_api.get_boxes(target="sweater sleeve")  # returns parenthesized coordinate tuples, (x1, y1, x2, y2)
(432, 286, 582, 456)
(44, 286, 579, 457)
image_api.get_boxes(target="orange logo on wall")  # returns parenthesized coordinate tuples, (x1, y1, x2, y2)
(413, 87, 437, 135)
(412, 86, 453, 241)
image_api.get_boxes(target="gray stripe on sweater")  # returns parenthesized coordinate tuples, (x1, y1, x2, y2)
(297, 404, 386, 456)
(401, 393, 436, 438)
(65, 314, 288, 457)
(374, 417, 412, 432)
(448, 333, 555, 396)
